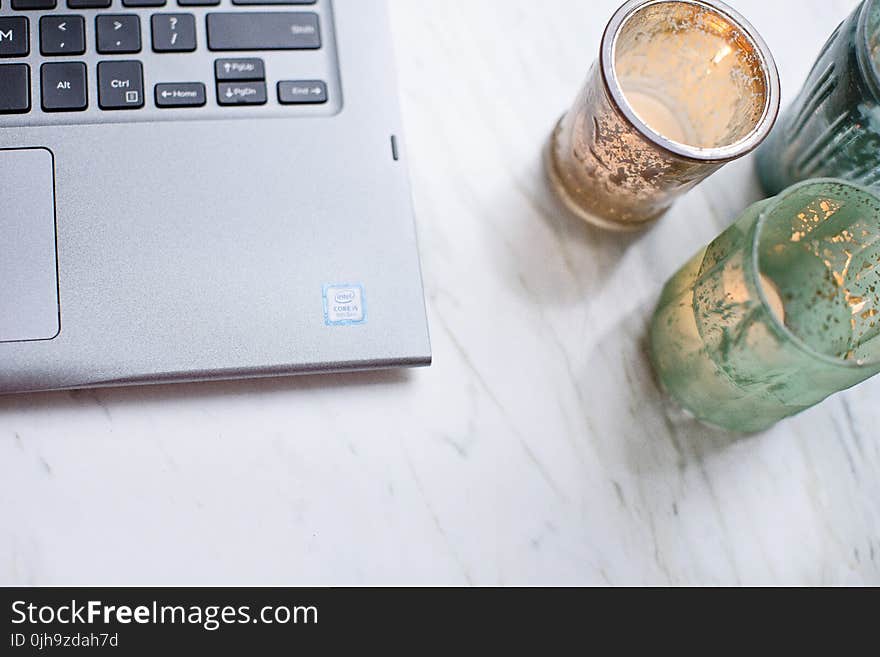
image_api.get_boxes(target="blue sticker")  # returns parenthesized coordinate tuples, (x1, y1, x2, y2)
(323, 284, 367, 326)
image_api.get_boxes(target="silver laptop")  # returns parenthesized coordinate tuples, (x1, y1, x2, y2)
(0, 0, 431, 394)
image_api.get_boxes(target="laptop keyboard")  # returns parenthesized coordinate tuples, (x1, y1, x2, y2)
(0, 0, 340, 125)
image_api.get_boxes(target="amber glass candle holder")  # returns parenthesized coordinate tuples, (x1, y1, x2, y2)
(547, 0, 780, 231)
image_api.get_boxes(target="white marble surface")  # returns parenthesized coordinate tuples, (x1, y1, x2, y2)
(2, 0, 879, 586)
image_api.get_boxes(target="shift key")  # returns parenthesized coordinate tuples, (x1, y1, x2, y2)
(207, 13, 321, 51)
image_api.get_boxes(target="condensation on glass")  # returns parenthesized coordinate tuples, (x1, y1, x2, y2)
(758, 0, 880, 194)
(651, 179, 880, 433)
(547, 0, 780, 231)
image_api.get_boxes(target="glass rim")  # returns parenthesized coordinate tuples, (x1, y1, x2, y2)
(600, 0, 781, 162)
(749, 178, 880, 371)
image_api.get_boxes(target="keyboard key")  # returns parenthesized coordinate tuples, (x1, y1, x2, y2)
(215, 58, 264, 81)
(207, 13, 320, 51)
(152, 14, 196, 52)
(40, 15, 86, 56)
(67, 0, 112, 7)
(177, 0, 219, 4)
(232, 0, 316, 4)
(0, 17, 29, 58)
(96, 15, 142, 54)
(12, 0, 57, 9)
(217, 81, 267, 106)
(41, 61, 87, 111)
(278, 80, 327, 104)
(0, 64, 30, 113)
(98, 60, 144, 110)
(155, 82, 205, 107)
(123, 0, 166, 5)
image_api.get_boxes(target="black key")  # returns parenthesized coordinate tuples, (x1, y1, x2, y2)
(278, 80, 327, 104)
(155, 82, 205, 107)
(40, 16, 86, 56)
(0, 18, 29, 58)
(12, 0, 57, 9)
(67, 0, 111, 7)
(152, 14, 196, 52)
(123, 0, 166, 5)
(207, 13, 320, 51)
(232, 0, 315, 4)
(96, 15, 141, 54)
(217, 81, 266, 106)
(41, 62, 87, 111)
(215, 58, 264, 81)
(0, 64, 30, 114)
(178, 0, 218, 4)
(98, 60, 144, 110)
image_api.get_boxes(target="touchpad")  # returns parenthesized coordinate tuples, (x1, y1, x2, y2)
(0, 148, 59, 343)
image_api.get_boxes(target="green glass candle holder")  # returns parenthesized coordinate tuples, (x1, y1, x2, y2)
(757, 0, 880, 194)
(651, 179, 880, 433)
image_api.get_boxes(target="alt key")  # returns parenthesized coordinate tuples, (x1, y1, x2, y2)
(277, 80, 327, 105)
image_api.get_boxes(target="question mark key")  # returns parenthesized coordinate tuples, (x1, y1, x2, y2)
(151, 14, 197, 53)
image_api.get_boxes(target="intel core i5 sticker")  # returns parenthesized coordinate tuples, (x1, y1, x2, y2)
(324, 285, 366, 326)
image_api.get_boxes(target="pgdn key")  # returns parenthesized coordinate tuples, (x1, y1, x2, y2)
(217, 81, 267, 106)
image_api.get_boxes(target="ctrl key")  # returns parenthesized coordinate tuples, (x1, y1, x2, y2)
(0, 64, 31, 114)
(98, 60, 144, 110)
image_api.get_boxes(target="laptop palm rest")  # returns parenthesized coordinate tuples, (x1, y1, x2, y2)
(0, 148, 59, 343)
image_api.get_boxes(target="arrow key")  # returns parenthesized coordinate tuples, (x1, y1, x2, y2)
(40, 16, 86, 57)
(278, 80, 327, 105)
(96, 15, 141, 54)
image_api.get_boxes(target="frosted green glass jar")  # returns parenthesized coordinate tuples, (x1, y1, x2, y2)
(651, 179, 880, 433)
(757, 0, 880, 193)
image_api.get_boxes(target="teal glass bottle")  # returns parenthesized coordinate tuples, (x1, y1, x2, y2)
(757, 0, 880, 194)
